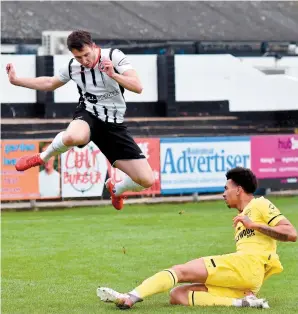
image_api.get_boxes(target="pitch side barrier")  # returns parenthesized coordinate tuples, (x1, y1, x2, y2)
(1, 135, 297, 209)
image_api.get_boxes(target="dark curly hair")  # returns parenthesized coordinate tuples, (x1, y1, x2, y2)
(67, 30, 93, 51)
(226, 167, 258, 194)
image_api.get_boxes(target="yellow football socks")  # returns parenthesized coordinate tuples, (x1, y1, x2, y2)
(133, 269, 178, 299)
(189, 291, 234, 307)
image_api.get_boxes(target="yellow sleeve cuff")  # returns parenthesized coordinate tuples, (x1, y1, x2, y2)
(268, 214, 286, 227)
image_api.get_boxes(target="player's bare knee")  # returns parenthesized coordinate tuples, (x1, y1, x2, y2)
(169, 287, 188, 306)
(171, 265, 186, 282)
(63, 132, 89, 146)
(169, 287, 180, 304)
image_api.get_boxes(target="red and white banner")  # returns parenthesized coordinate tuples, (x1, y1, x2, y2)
(108, 138, 161, 195)
(61, 142, 108, 197)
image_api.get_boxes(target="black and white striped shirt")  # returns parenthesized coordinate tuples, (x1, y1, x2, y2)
(57, 48, 133, 123)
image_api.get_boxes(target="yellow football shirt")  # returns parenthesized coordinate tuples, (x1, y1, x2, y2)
(235, 196, 286, 254)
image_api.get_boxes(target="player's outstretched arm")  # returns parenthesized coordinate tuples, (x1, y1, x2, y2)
(6, 63, 66, 91)
(234, 215, 297, 242)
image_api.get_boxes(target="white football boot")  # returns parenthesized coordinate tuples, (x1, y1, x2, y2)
(240, 295, 270, 309)
(97, 287, 129, 303)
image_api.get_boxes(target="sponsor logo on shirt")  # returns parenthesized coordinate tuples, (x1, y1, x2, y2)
(235, 228, 256, 242)
(84, 90, 120, 103)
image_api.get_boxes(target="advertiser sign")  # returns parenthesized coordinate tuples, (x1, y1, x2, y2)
(108, 138, 161, 195)
(61, 141, 108, 197)
(1, 140, 39, 200)
(251, 135, 298, 190)
(160, 137, 251, 194)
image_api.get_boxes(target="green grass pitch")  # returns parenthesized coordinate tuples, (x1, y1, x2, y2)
(2, 196, 298, 314)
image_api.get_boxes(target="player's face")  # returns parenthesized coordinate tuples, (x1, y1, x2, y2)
(72, 44, 97, 68)
(223, 179, 240, 208)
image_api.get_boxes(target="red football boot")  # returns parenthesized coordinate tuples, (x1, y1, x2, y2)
(105, 178, 125, 210)
(15, 154, 44, 171)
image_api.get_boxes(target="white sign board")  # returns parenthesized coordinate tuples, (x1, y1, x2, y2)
(1, 55, 36, 103)
(160, 137, 251, 194)
(61, 142, 108, 197)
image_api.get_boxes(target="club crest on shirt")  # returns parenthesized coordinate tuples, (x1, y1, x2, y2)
(268, 203, 277, 215)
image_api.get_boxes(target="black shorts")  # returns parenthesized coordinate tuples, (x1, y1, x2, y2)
(73, 108, 145, 166)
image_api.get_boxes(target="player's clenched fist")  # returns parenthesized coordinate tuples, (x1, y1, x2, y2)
(233, 215, 256, 229)
(6, 63, 18, 85)
(99, 57, 116, 78)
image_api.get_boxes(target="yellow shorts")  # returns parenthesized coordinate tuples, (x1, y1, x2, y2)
(205, 285, 246, 299)
(203, 252, 265, 295)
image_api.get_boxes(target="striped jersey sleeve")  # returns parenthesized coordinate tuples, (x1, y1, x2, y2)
(111, 49, 134, 74)
(57, 62, 71, 83)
